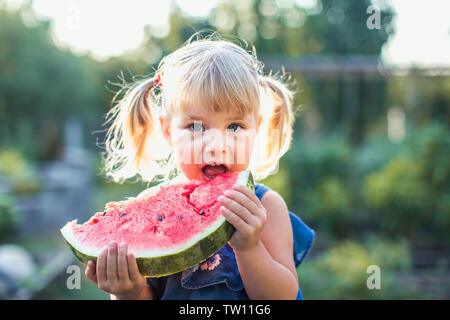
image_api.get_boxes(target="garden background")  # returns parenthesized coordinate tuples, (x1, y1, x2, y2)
(0, 0, 449, 299)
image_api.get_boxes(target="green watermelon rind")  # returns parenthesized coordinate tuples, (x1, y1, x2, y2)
(60, 170, 254, 278)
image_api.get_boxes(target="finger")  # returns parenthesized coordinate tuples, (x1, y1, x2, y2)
(117, 242, 130, 281)
(107, 241, 118, 282)
(85, 260, 98, 284)
(127, 252, 141, 281)
(233, 184, 262, 207)
(221, 206, 251, 234)
(97, 245, 108, 283)
(232, 185, 267, 222)
(218, 195, 255, 225)
(224, 189, 260, 215)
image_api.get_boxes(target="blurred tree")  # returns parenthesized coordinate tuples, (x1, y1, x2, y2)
(301, 0, 394, 55)
(297, 0, 395, 144)
(0, 4, 96, 160)
(0, 3, 150, 159)
(137, 2, 217, 63)
(363, 122, 450, 247)
(82, 54, 149, 151)
(206, 0, 395, 56)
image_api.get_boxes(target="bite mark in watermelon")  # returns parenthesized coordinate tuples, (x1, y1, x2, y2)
(60, 170, 254, 277)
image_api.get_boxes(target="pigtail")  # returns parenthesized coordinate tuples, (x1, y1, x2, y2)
(102, 75, 164, 183)
(255, 75, 295, 179)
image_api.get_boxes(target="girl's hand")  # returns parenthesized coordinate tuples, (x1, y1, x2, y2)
(85, 242, 146, 299)
(218, 184, 267, 252)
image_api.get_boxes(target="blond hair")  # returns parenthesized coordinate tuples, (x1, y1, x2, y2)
(101, 33, 296, 184)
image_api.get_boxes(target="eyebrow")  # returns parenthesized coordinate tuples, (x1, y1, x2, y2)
(183, 115, 246, 121)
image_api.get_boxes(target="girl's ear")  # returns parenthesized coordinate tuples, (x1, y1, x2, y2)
(159, 116, 172, 146)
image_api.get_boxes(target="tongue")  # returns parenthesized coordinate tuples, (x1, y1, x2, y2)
(203, 165, 227, 177)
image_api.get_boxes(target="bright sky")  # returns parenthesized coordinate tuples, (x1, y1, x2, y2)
(3, 0, 450, 66)
(381, 0, 450, 67)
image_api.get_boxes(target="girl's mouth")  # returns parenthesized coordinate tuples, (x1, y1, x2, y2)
(201, 163, 228, 180)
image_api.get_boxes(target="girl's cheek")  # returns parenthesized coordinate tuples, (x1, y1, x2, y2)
(172, 131, 203, 166)
(230, 131, 256, 167)
(170, 130, 189, 146)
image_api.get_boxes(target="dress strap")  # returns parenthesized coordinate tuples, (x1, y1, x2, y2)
(254, 183, 270, 200)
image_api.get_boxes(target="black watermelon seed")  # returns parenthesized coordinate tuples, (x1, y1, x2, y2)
(102, 211, 106, 216)
(178, 215, 183, 220)
(120, 213, 126, 218)
(199, 210, 204, 215)
(157, 215, 163, 221)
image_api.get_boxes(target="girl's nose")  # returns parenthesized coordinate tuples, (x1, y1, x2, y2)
(203, 129, 227, 158)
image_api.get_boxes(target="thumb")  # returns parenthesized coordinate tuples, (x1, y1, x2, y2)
(85, 260, 98, 284)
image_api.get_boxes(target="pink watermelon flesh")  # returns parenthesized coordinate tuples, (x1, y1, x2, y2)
(72, 172, 238, 251)
(61, 171, 253, 276)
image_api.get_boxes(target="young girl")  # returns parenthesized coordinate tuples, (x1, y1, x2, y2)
(85, 34, 314, 300)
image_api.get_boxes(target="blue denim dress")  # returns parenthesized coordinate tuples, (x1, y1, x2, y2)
(146, 183, 315, 300)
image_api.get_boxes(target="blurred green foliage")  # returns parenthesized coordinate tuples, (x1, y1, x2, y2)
(299, 237, 424, 299)
(364, 123, 450, 246)
(0, 193, 20, 240)
(0, 8, 94, 159)
(262, 121, 450, 251)
(0, 147, 42, 194)
(263, 134, 355, 237)
(0, 5, 147, 161)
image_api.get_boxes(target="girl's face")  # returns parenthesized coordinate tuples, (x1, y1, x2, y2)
(160, 104, 262, 182)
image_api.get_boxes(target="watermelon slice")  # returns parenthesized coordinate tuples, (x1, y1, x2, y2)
(60, 170, 254, 277)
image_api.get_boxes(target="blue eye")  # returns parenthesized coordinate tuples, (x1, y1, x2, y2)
(189, 122, 205, 132)
(227, 123, 242, 132)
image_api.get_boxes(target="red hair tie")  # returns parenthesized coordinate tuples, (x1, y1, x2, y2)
(155, 73, 162, 87)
